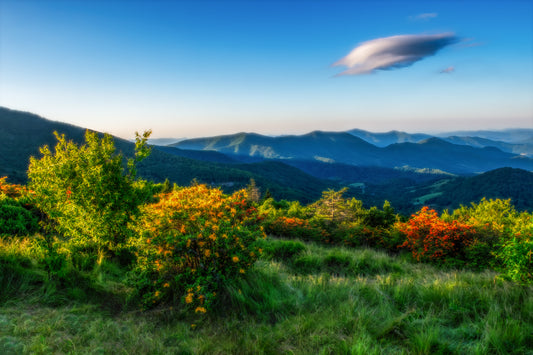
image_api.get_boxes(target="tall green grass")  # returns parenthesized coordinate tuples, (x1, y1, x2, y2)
(1, 237, 532, 354)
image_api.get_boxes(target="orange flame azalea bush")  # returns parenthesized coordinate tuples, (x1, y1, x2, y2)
(130, 184, 265, 311)
(396, 207, 477, 266)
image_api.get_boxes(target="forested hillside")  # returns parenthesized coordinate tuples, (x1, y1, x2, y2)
(0, 107, 335, 202)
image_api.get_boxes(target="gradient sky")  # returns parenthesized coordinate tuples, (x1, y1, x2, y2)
(1, 0, 532, 139)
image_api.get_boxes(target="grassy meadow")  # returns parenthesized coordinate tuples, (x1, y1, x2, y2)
(1, 236, 532, 354)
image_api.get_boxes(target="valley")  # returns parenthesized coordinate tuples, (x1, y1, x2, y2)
(2, 106, 532, 214)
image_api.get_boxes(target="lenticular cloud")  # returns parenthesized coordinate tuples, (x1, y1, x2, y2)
(333, 33, 459, 76)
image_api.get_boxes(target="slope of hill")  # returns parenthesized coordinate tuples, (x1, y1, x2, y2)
(154, 146, 239, 164)
(347, 129, 432, 147)
(380, 138, 532, 174)
(441, 136, 533, 157)
(147, 138, 186, 146)
(0, 107, 335, 202)
(346, 128, 533, 156)
(283, 160, 453, 185)
(427, 167, 533, 211)
(438, 129, 533, 144)
(174, 130, 380, 163)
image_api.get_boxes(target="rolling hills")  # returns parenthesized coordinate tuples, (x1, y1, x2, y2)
(0, 107, 335, 202)
(426, 167, 533, 211)
(2, 106, 532, 213)
(347, 128, 533, 156)
(174, 131, 533, 174)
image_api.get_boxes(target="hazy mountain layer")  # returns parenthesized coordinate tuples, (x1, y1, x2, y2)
(175, 132, 533, 174)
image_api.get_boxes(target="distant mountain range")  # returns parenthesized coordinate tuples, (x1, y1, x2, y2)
(172, 131, 533, 175)
(1, 106, 532, 212)
(347, 128, 533, 156)
(347, 129, 432, 147)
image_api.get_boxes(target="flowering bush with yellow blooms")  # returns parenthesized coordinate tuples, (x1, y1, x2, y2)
(131, 184, 265, 311)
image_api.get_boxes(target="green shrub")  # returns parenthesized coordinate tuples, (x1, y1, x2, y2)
(448, 198, 533, 280)
(495, 213, 533, 284)
(0, 197, 39, 236)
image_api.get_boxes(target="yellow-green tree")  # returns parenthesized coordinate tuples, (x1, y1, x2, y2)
(27, 130, 151, 260)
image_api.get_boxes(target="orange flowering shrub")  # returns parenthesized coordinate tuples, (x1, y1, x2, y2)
(396, 207, 476, 264)
(132, 185, 265, 311)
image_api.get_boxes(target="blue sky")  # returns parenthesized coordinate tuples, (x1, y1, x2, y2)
(1, 0, 532, 139)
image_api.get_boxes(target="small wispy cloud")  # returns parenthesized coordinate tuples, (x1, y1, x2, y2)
(409, 12, 438, 21)
(440, 66, 455, 74)
(332, 33, 459, 76)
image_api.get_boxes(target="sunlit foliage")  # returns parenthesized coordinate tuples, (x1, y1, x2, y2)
(131, 185, 265, 310)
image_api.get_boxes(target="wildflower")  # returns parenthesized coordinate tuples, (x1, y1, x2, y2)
(239, 269, 245, 274)
(185, 293, 194, 304)
(195, 307, 207, 314)
(204, 249, 211, 257)
(163, 283, 170, 288)
(155, 291, 161, 298)
(232, 256, 239, 263)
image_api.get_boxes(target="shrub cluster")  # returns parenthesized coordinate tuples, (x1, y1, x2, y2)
(260, 189, 399, 249)
(259, 190, 531, 283)
(131, 185, 265, 311)
(447, 198, 532, 282)
(396, 207, 476, 265)
(0, 177, 39, 237)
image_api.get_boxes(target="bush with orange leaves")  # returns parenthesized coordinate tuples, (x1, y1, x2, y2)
(130, 184, 265, 311)
(396, 206, 476, 265)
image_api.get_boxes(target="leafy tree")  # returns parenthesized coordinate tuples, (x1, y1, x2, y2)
(27, 130, 152, 259)
(311, 188, 350, 224)
(246, 178, 261, 203)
